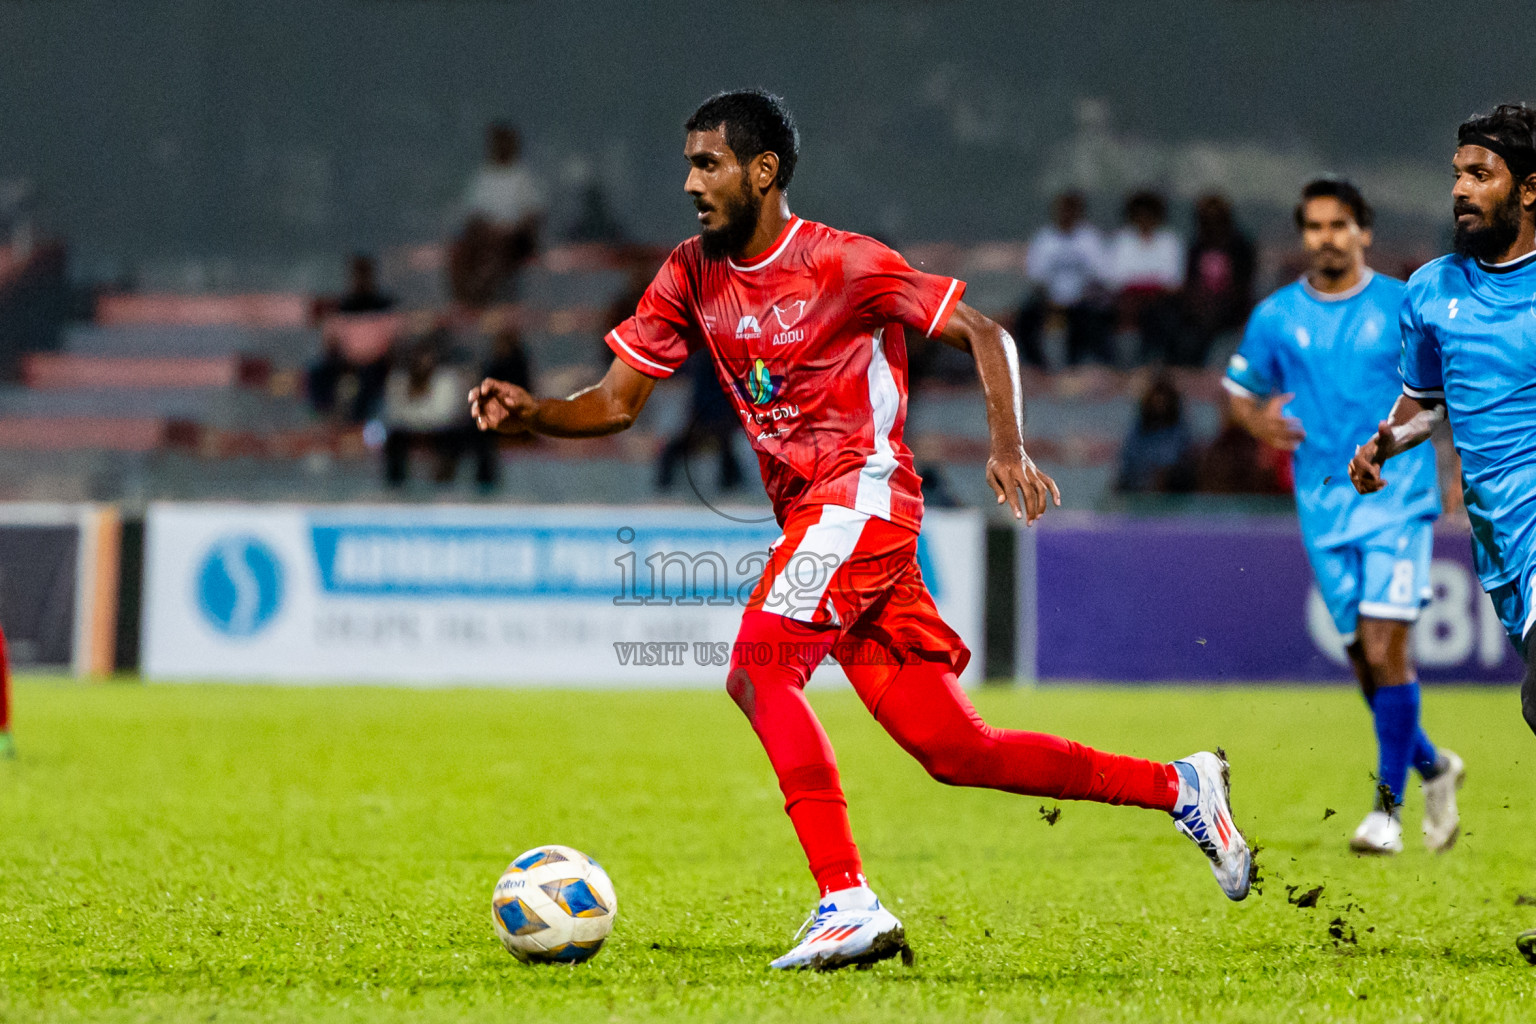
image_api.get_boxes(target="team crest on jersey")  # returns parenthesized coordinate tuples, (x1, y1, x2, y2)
(771, 300, 807, 329)
(732, 358, 785, 405)
(735, 315, 762, 339)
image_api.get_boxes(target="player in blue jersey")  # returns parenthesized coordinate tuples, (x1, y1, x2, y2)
(1227, 178, 1463, 856)
(1348, 103, 1536, 964)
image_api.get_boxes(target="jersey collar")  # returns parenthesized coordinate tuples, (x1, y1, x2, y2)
(1476, 247, 1536, 275)
(728, 216, 804, 272)
(1299, 267, 1374, 302)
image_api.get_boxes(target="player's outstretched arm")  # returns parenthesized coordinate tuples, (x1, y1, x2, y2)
(469, 356, 657, 439)
(1348, 393, 1445, 494)
(1227, 391, 1305, 451)
(937, 301, 1060, 523)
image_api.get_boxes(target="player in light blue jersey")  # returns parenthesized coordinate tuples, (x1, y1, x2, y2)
(1227, 178, 1462, 856)
(1348, 103, 1536, 964)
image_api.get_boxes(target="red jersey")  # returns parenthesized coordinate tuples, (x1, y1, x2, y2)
(605, 216, 966, 530)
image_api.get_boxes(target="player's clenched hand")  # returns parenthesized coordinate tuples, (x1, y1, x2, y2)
(1254, 393, 1306, 452)
(1348, 421, 1394, 494)
(987, 451, 1061, 524)
(469, 378, 536, 434)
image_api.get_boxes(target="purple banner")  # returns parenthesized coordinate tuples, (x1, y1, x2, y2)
(1031, 516, 1522, 683)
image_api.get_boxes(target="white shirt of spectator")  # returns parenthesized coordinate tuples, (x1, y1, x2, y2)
(1025, 224, 1107, 307)
(384, 367, 468, 432)
(463, 163, 547, 228)
(1105, 227, 1185, 291)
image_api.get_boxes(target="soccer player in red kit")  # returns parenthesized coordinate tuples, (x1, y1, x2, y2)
(0, 622, 11, 759)
(472, 91, 1249, 970)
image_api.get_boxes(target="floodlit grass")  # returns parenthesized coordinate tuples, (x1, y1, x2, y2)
(2, 678, 1534, 1023)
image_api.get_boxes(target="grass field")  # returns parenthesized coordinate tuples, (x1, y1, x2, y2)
(2, 678, 1535, 1023)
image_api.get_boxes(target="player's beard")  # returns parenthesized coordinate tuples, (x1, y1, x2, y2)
(1309, 246, 1350, 283)
(1453, 187, 1523, 262)
(699, 173, 763, 260)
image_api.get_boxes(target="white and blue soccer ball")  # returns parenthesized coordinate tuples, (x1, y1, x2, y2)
(492, 845, 618, 964)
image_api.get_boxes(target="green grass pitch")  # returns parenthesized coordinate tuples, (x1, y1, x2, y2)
(3, 678, 1535, 1023)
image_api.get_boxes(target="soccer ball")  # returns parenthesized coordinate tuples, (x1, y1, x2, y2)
(492, 845, 618, 964)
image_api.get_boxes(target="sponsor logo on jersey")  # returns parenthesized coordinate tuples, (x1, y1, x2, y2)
(771, 300, 807, 329)
(767, 300, 809, 346)
(735, 315, 762, 339)
(732, 358, 785, 406)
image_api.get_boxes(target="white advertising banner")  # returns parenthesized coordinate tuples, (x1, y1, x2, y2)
(142, 503, 984, 686)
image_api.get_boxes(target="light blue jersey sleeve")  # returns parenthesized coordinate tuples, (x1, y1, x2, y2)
(1398, 286, 1444, 400)
(1224, 301, 1283, 399)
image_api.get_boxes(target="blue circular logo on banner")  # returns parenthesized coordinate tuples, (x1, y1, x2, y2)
(197, 536, 285, 636)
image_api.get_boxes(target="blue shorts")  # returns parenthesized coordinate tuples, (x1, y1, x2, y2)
(1305, 517, 1435, 642)
(1487, 556, 1536, 656)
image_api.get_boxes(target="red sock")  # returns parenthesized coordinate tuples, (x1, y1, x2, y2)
(0, 623, 10, 734)
(728, 611, 864, 895)
(864, 658, 1179, 811)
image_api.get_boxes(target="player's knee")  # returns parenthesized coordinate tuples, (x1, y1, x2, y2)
(1357, 634, 1390, 674)
(725, 667, 755, 720)
(916, 748, 970, 787)
(910, 729, 989, 787)
(1357, 621, 1408, 681)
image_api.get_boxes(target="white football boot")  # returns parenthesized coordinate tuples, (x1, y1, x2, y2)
(1349, 810, 1404, 854)
(1517, 930, 1536, 965)
(1171, 751, 1251, 901)
(1421, 749, 1465, 853)
(768, 886, 910, 971)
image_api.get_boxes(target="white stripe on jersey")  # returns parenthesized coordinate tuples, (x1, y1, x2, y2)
(728, 217, 805, 273)
(926, 278, 959, 337)
(1221, 375, 1264, 401)
(854, 329, 900, 521)
(762, 504, 871, 622)
(607, 328, 677, 376)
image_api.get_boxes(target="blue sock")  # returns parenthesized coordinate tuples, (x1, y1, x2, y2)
(1363, 685, 1440, 779)
(1410, 719, 1439, 779)
(1372, 683, 1422, 810)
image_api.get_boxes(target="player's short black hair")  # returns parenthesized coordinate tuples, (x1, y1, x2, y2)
(1294, 177, 1373, 230)
(1457, 103, 1536, 181)
(685, 90, 799, 190)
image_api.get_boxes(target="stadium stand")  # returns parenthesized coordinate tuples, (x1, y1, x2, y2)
(0, 238, 1237, 509)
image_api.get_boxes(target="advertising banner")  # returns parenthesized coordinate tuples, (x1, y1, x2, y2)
(142, 503, 984, 686)
(0, 503, 119, 674)
(1028, 516, 1522, 683)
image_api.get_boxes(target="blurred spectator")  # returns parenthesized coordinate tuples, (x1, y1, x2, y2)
(568, 180, 626, 243)
(1196, 407, 1294, 495)
(1014, 192, 1112, 368)
(449, 123, 546, 307)
(919, 465, 963, 508)
(1180, 193, 1256, 366)
(1106, 190, 1184, 364)
(600, 257, 657, 364)
(482, 323, 533, 393)
(383, 334, 498, 488)
(1115, 373, 1197, 493)
(656, 351, 743, 493)
(308, 254, 395, 423)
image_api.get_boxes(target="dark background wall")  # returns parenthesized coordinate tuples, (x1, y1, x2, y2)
(1, 0, 1527, 282)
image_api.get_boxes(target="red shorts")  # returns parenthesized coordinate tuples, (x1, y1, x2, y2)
(743, 503, 970, 706)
